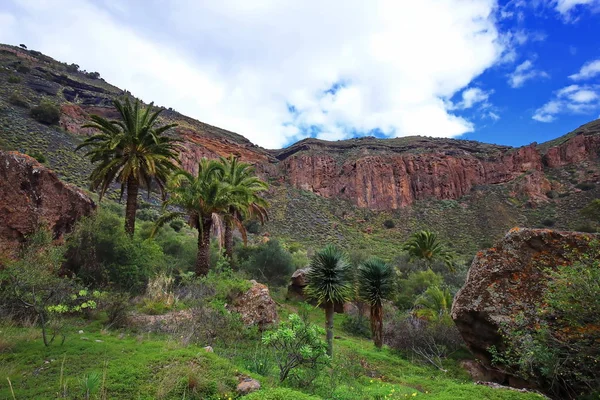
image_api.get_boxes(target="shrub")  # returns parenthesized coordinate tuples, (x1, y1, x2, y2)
(169, 219, 184, 232)
(8, 92, 29, 108)
(546, 190, 558, 199)
(7, 75, 20, 83)
(262, 313, 330, 382)
(395, 269, 443, 310)
(576, 182, 595, 191)
(384, 313, 464, 370)
(237, 240, 295, 286)
(383, 219, 395, 229)
(244, 388, 320, 400)
(26, 149, 46, 163)
(64, 208, 165, 293)
(31, 100, 61, 125)
(574, 223, 596, 233)
(341, 309, 371, 339)
(16, 65, 30, 74)
(245, 219, 261, 234)
(541, 218, 555, 227)
(99, 292, 130, 328)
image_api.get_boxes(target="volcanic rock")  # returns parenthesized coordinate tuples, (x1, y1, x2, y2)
(231, 280, 278, 330)
(451, 228, 598, 383)
(0, 151, 96, 256)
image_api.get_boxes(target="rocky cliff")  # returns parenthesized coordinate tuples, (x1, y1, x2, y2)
(0, 150, 96, 256)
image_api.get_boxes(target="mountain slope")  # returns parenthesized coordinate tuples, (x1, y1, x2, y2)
(1, 43, 599, 259)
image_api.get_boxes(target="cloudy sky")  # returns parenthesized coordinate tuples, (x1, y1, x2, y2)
(1, 0, 599, 149)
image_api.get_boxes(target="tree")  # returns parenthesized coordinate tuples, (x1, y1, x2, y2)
(76, 98, 180, 236)
(414, 285, 452, 322)
(402, 230, 455, 269)
(305, 245, 352, 357)
(220, 155, 269, 260)
(581, 199, 600, 224)
(153, 158, 234, 276)
(356, 258, 394, 348)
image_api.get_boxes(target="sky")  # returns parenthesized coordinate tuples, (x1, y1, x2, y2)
(0, 1, 600, 149)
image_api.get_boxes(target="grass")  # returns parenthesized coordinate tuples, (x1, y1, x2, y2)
(0, 302, 547, 400)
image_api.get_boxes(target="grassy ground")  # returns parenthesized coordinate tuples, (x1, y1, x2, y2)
(0, 303, 546, 400)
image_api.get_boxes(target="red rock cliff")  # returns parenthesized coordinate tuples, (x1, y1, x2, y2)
(0, 151, 96, 256)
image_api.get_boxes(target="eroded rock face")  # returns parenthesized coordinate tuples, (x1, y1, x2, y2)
(0, 151, 96, 256)
(231, 280, 278, 330)
(451, 228, 598, 370)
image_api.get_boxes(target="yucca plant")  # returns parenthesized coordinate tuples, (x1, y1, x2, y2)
(402, 230, 455, 270)
(357, 258, 395, 348)
(305, 245, 353, 357)
(76, 98, 180, 236)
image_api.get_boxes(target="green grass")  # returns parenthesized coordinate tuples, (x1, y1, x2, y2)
(0, 304, 546, 400)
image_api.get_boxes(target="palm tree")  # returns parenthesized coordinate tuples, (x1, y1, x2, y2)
(153, 158, 233, 276)
(356, 258, 394, 348)
(402, 230, 455, 269)
(413, 285, 452, 322)
(305, 245, 353, 358)
(76, 98, 180, 236)
(220, 155, 269, 260)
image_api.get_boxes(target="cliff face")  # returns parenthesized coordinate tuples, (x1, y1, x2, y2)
(277, 130, 600, 210)
(0, 151, 96, 256)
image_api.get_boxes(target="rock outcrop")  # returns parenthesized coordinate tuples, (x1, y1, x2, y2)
(231, 280, 278, 330)
(451, 228, 598, 384)
(287, 267, 309, 301)
(0, 151, 96, 256)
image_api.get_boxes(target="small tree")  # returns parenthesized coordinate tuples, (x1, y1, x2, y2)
(356, 258, 394, 348)
(262, 313, 329, 382)
(30, 100, 60, 125)
(305, 245, 352, 357)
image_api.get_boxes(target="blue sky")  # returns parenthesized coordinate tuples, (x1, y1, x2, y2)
(0, 0, 599, 149)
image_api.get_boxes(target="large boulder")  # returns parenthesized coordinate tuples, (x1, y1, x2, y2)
(0, 151, 96, 257)
(451, 228, 598, 384)
(286, 267, 345, 313)
(231, 280, 278, 330)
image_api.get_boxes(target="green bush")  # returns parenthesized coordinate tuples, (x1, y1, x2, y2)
(245, 219, 261, 234)
(26, 149, 46, 163)
(64, 208, 165, 293)
(576, 182, 595, 191)
(262, 313, 329, 382)
(383, 219, 395, 229)
(341, 311, 371, 339)
(30, 100, 61, 125)
(545, 190, 558, 199)
(7, 75, 20, 83)
(541, 218, 555, 227)
(237, 240, 295, 286)
(16, 65, 30, 74)
(8, 92, 29, 108)
(395, 269, 443, 310)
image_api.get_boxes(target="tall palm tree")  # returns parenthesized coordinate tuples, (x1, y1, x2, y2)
(76, 98, 180, 236)
(356, 258, 394, 348)
(153, 158, 234, 276)
(305, 245, 353, 358)
(414, 285, 452, 322)
(402, 230, 455, 270)
(220, 155, 269, 260)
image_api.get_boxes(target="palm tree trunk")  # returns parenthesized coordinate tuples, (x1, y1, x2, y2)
(224, 220, 234, 260)
(196, 217, 212, 276)
(124, 176, 139, 236)
(371, 302, 383, 348)
(325, 301, 335, 358)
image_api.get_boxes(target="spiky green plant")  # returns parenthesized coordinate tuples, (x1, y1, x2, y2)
(305, 245, 352, 357)
(76, 98, 180, 235)
(402, 230, 455, 269)
(153, 158, 236, 276)
(356, 258, 395, 348)
(220, 155, 269, 260)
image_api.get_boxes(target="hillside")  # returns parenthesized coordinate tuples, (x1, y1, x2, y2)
(1, 43, 600, 258)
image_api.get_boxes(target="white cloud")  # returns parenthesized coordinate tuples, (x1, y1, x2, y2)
(569, 59, 600, 80)
(0, 0, 508, 148)
(533, 84, 600, 122)
(508, 60, 549, 88)
(452, 87, 493, 110)
(486, 111, 501, 121)
(553, 0, 600, 15)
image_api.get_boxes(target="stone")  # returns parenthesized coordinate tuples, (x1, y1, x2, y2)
(231, 281, 278, 330)
(0, 151, 96, 257)
(286, 267, 309, 300)
(452, 228, 598, 385)
(236, 378, 260, 395)
(203, 346, 213, 353)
